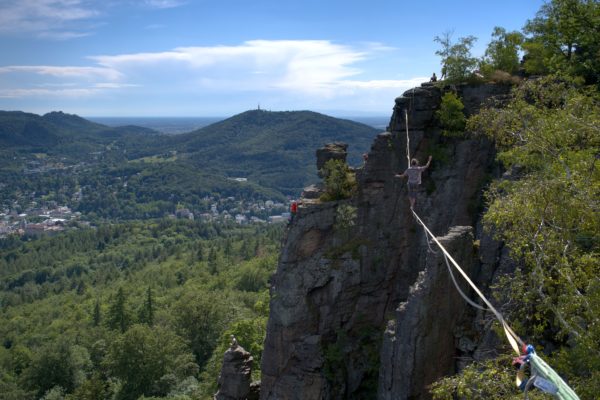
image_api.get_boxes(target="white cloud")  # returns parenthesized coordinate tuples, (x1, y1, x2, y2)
(0, 65, 122, 80)
(37, 30, 93, 40)
(336, 78, 428, 90)
(143, 0, 186, 9)
(145, 23, 167, 30)
(0, 0, 99, 38)
(0, 64, 127, 99)
(0, 0, 189, 38)
(0, 40, 428, 113)
(90, 40, 370, 96)
(93, 82, 139, 88)
(0, 87, 99, 98)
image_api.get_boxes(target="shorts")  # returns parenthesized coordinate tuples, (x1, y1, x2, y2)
(407, 182, 419, 200)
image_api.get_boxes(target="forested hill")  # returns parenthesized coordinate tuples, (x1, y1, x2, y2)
(1, 109, 379, 196)
(0, 110, 159, 161)
(169, 110, 380, 193)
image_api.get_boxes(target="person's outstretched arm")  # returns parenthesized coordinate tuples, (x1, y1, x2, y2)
(424, 155, 432, 169)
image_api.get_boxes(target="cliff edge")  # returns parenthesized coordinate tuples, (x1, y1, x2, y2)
(260, 82, 512, 400)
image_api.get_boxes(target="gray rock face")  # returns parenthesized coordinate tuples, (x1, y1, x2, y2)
(379, 226, 475, 400)
(301, 183, 324, 200)
(317, 142, 348, 177)
(260, 82, 512, 400)
(215, 343, 254, 400)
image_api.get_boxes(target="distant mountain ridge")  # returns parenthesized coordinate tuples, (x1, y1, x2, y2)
(0, 110, 159, 153)
(0, 109, 381, 196)
(170, 109, 380, 193)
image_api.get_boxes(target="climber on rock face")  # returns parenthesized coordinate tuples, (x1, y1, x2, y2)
(395, 155, 432, 209)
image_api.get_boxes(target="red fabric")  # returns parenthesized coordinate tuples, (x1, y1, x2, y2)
(291, 202, 298, 213)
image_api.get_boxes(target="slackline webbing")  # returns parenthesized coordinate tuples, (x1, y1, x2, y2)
(442, 250, 489, 312)
(411, 208, 523, 355)
(530, 354, 580, 400)
(405, 109, 411, 166)
(410, 208, 580, 400)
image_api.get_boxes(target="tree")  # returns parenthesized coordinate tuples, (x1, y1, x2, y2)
(8, 344, 32, 376)
(465, 77, 600, 396)
(92, 299, 101, 327)
(235, 256, 275, 292)
(435, 92, 466, 137)
(434, 31, 478, 82)
(320, 159, 357, 201)
(481, 26, 524, 75)
(523, 0, 600, 84)
(69, 372, 110, 400)
(105, 324, 197, 400)
(138, 287, 154, 326)
(107, 287, 130, 333)
(22, 341, 91, 398)
(195, 242, 204, 261)
(173, 292, 233, 369)
(0, 372, 36, 400)
(198, 291, 270, 398)
(40, 386, 65, 400)
(432, 356, 518, 400)
(207, 247, 218, 274)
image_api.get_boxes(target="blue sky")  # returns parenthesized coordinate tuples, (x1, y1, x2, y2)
(0, 0, 545, 117)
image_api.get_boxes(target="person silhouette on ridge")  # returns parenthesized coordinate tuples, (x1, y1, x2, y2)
(395, 155, 432, 209)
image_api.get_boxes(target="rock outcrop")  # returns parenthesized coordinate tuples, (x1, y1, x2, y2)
(317, 142, 348, 177)
(260, 82, 513, 399)
(215, 342, 254, 400)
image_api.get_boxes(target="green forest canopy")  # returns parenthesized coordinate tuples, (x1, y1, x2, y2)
(0, 220, 282, 399)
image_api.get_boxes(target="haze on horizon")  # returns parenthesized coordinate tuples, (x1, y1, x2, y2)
(0, 0, 544, 117)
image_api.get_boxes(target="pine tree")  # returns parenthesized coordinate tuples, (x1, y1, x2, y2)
(107, 287, 129, 333)
(139, 287, 154, 326)
(196, 242, 204, 261)
(93, 299, 101, 327)
(208, 247, 218, 274)
(224, 239, 232, 257)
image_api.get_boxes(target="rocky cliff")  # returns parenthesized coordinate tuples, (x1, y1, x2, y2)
(260, 82, 513, 400)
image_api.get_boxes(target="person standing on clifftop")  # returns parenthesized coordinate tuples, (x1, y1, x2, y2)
(395, 155, 432, 209)
(289, 200, 298, 223)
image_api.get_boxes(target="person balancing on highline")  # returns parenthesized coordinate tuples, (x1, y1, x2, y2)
(395, 155, 432, 209)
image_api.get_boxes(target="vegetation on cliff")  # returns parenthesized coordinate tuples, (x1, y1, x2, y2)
(432, 1, 599, 397)
(476, 78, 597, 398)
(435, 0, 599, 87)
(320, 159, 358, 202)
(435, 92, 466, 137)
